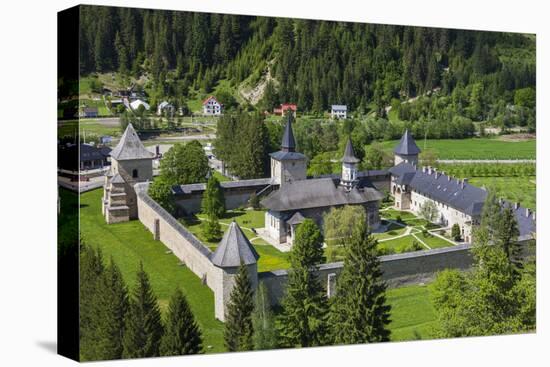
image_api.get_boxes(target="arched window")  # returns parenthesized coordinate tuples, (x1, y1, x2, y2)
(132, 169, 138, 178)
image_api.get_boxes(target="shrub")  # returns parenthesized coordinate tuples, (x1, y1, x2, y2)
(451, 223, 462, 241)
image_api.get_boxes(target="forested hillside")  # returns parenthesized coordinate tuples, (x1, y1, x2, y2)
(79, 5, 535, 129)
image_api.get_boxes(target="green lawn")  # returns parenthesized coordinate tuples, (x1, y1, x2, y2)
(58, 119, 121, 139)
(468, 176, 536, 209)
(79, 188, 225, 353)
(387, 284, 439, 341)
(378, 137, 535, 160)
(378, 235, 420, 252)
(212, 171, 231, 182)
(414, 232, 455, 249)
(373, 224, 407, 240)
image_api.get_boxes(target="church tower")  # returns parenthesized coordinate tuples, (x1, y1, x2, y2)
(269, 114, 307, 186)
(394, 129, 421, 166)
(102, 123, 155, 223)
(340, 137, 360, 190)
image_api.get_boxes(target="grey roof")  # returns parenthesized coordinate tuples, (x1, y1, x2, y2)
(172, 178, 272, 195)
(287, 211, 306, 225)
(210, 221, 259, 268)
(331, 105, 347, 111)
(281, 114, 296, 152)
(509, 204, 536, 241)
(394, 129, 421, 156)
(261, 177, 384, 212)
(78, 144, 109, 162)
(110, 123, 155, 161)
(391, 162, 487, 216)
(110, 173, 125, 184)
(269, 150, 307, 161)
(342, 138, 360, 163)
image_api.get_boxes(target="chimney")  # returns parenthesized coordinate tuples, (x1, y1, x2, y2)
(533, 211, 536, 221)
(498, 198, 503, 205)
(456, 178, 461, 185)
(447, 174, 451, 181)
(514, 202, 520, 210)
(422, 166, 427, 173)
(427, 166, 433, 175)
(434, 169, 439, 179)
(460, 179, 465, 189)
(525, 208, 530, 217)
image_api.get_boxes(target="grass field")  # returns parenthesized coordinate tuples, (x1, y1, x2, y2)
(58, 119, 121, 139)
(468, 176, 536, 209)
(387, 284, 439, 341)
(378, 137, 535, 160)
(414, 232, 455, 249)
(78, 188, 225, 353)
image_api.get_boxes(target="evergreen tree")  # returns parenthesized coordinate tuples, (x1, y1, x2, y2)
(160, 288, 203, 356)
(329, 221, 391, 344)
(278, 219, 329, 347)
(79, 244, 105, 361)
(201, 175, 225, 218)
(496, 205, 521, 271)
(252, 283, 278, 350)
(224, 264, 255, 352)
(95, 258, 129, 360)
(123, 263, 164, 358)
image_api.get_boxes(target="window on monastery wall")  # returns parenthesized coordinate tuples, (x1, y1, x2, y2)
(132, 169, 138, 178)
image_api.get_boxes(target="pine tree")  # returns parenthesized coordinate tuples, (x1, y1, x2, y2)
(201, 175, 225, 218)
(495, 205, 521, 271)
(79, 244, 105, 361)
(252, 283, 278, 350)
(224, 264, 255, 352)
(122, 263, 164, 358)
(160, 288, 203, 356)
(329, 221, 391, 344)
(278, 219, 329, 347)
(95, 258, 129, 360)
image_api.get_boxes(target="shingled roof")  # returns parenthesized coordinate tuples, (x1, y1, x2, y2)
(394, 129, 421, 155)
(341, 138, 360, 164)
(110, 123, 155, 161)
(210, 221, 259, 268)
(261, 177, 383, 212)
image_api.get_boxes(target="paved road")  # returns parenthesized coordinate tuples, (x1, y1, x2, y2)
(437, 159, 535, 164)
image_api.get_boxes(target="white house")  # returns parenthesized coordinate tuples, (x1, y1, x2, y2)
(331, 105, 347, 119)
(202, 96, 223, 115)
(130, 99, 150, 111)
(157, 101, 175, 116)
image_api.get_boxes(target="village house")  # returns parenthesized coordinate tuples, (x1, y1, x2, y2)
(273, 103, 297, 117)
(202, 96, 223, 115)
(331, 104, 347, 119)
(157, 101, 175, 116)
(130, 99, 150, 111)
(79, 106, 98, 118)
(59, 143, 111, 171)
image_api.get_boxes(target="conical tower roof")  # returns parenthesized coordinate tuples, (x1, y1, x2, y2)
(394, 129, 421, 155)
(341, 137, 360, 163)
(281, 114, 296, 152)
(210, 221, 259, 268)
(110, 123, 155, 160)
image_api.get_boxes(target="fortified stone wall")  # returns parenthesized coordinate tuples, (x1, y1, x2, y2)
(259, 244, 475, 306)
(134, 183, 231, 320)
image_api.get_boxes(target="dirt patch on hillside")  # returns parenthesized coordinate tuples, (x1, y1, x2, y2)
(498, 133, 536, 142)
(239, 62, 276, 106)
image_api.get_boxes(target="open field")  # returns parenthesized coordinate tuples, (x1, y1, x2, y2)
(387, 284, 439, 341)
(468, 176, 536, 209)
(58, 119, 121, 139)
(378, 137, 535, 160)
(78, 188, 225, 353)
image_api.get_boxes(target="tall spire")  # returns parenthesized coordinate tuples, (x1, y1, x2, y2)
(341, 137, 360, 164)
(394, 129, 421, 156)
(281, 113, 296, 152)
